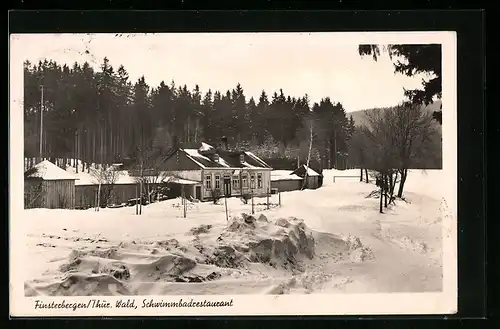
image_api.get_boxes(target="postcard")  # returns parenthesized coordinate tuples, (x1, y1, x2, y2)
(10, 31, 457, 316)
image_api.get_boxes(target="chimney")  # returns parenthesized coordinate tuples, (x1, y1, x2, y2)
(221, 136, 228, 150)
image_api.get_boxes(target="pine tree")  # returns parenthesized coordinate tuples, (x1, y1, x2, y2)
(200, 89, 213, 142)
(23, 57, 357, 172)
(359, 44, 442, 124)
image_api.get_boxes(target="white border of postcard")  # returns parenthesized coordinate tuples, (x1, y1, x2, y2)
(9, 31, 457, 316)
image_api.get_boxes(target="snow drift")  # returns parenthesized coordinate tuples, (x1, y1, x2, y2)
(24, 213, 372, 296)
(23, 169, 444, 296)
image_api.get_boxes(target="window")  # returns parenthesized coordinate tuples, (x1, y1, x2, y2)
(242, 174, 248, 188)
(257, 173, 263, 188)
(205, 175, 212, 189)
(215, 175, 221, 189)
(232, 176, 239, 189)
(239, 154, 245, 163)
(214, 154, 220, 162)
(250, 174, 256, 189)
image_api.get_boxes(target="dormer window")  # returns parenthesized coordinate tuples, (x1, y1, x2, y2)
(214, 153, 220, 162)
(239, 154, 245, 163)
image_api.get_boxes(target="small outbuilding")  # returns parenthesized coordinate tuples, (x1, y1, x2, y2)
(271, 170, 304, 192)
(24, 160, 77, 209)
(291, 165, 323, 189)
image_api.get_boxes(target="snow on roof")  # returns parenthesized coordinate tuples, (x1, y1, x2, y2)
(217, 157, 231, 168)
(164, 176, 200, 185)
(241, 161, 257, 168)
(303, 165, 320, 176)
(244, 151, 271, 168)
(271, 170, 294, 176)
(271, 172, 303, 181)
(67, 165, 137, 186)
(199, 142, 214, 152)
(182, 149, 209, 168)
(26, 160, 78, 181)
(178, 146, 272, 170)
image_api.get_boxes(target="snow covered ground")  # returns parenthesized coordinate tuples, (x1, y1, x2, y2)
(22, 169, 444, 296)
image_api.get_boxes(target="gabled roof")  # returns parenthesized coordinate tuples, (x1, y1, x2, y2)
(166, 142, 272, 170)
(25, 160, 78, 181)
(271, 170, 303, 181)
(292, 165, 321, 177)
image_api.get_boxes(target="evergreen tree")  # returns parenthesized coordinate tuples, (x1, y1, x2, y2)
(23, 58, 357, 172)
(359, 44, 442, 124)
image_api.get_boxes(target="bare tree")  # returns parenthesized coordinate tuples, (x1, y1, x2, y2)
(383, 102, 438, 197)
(90, 164, 122, 209)
(360, 102, 440, 210)
(348, 126, 372, 183)
(132, 127, 174, 206)
(134, 169, 176, 204)
(362, 109, 398, 212)
(301, 116, 314, 190)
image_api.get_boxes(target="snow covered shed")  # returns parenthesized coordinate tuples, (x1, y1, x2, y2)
(291, 165, 323, 189)
(271, 170, 304, 192)
(24, 160, 77, 209)
(72, 169, 139, 209)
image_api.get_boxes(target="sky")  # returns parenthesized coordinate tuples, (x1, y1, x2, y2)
(17, 33, 431, 113)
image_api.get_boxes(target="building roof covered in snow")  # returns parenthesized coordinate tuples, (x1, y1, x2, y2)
(25, 160, 78, 181)
(163, 176, 200, 185)
(271, 170, 303, 181)
(64, 162, 138, 186)
(163, 142, 272, 170)
(291, 165, 321, 177)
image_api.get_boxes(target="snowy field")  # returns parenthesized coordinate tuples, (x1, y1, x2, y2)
(22, 169, 444, 296)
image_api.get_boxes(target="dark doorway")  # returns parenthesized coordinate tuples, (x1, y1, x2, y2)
(195, 186, 201, 200)
(223, 178, 231, 197)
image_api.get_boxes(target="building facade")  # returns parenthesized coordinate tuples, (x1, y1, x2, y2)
(158, 142, 273, 201)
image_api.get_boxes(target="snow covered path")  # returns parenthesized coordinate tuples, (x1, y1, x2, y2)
(22, 169, 444, 296)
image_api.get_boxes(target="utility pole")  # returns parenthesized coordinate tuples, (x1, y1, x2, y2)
(39, 85, 44, 160)
(75, 130, 79, 173)
(334, 130, 337, 169)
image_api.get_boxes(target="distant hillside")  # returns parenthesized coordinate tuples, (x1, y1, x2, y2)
(348, 100, 442, 127)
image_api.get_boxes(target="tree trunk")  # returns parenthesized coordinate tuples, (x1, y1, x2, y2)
(81, 130, 85, 172)
(104, 122, 107, 165)
(390, 170, 398, 197)
(301, 120, 313, 190)
(75, 131, 79, 173)
(147, 181, 151, 204)
(360, 168, 363, 182)
(327, 139, 331, 169)
(93, 129, 96, 167)
(139, 162, 143, 215)
(109, 124, 113, 164)
(333, 131, 337, 169)
(397, 169, 408, 198)
(379, 185, 383, 213)
(388, 171, 393, 196)
(365, 168, 369, 183)
(97, 182, 102, 211)
(101, 127, 104, 166)
(194, 117, 199, 142)
(135, 183, 139, 215)
(384, 174, 388, 208)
